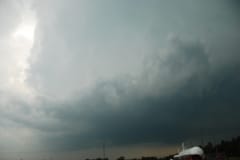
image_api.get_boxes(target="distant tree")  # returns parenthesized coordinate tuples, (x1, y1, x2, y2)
(117, 156, 125, 160)
(204, 142, 214, 153)
(141, 156, 158, 160)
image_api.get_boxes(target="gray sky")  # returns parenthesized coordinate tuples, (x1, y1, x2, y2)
(0, 0, 240, 159)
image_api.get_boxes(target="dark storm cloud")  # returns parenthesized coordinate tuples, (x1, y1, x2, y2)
(1, 0, 240, 154)
(34, 38, 240, 151)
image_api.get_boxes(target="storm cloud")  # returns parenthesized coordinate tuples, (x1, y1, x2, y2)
(29, 37, 240, 151)
(0, 0, 240, 159)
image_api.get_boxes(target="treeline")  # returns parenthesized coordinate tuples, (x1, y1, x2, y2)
(86, 155, 175, 160)
(203, 136, 240, 157)
(86, 156, 174, 160)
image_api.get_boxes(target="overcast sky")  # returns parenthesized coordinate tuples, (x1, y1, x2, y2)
(0, 0, 240, 159)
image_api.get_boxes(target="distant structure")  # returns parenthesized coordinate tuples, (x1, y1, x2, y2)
(174, 146, 205, 160)
(103, 142, 106, 159)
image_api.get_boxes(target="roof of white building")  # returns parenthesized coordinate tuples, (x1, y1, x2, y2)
(174, 146, 204, 158)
